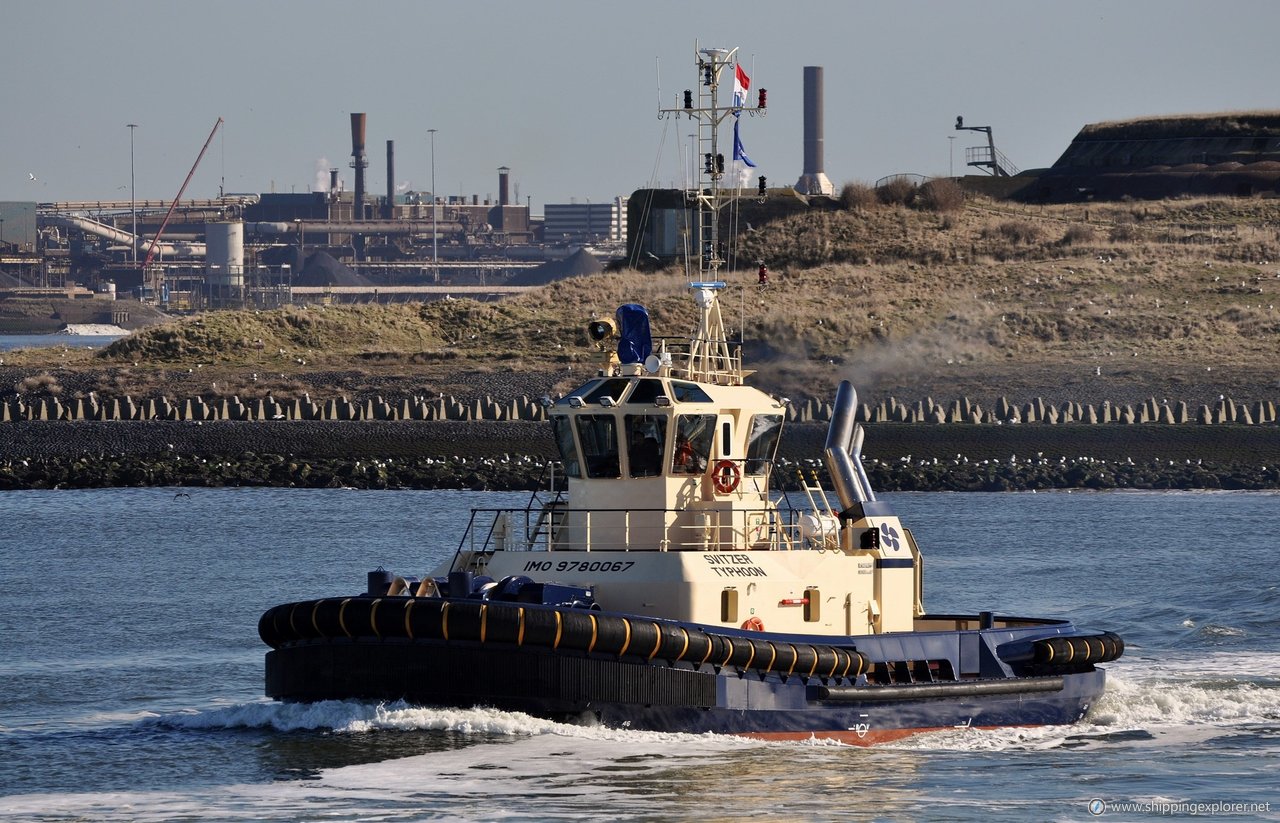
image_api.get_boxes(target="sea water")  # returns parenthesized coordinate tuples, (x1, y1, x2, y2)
(0, 333, 125, 352)
(1, 489, 1277, 821)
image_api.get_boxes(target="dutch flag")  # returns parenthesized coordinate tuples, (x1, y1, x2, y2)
(732, 64, 750, 111)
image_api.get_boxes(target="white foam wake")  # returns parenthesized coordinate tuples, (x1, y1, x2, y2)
(3, 704, 762, 823)
(8, 659, 1279, 822)
(151, 698, 764, 749)
(149, 646, 1280, 754)
(890, 655, 1280, 752)
(155, 698, 564, 736)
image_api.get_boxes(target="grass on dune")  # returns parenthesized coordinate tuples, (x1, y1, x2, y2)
(3, 194, 1278, 404)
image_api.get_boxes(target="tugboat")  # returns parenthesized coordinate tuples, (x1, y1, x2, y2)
(258, 45, 1122, 744)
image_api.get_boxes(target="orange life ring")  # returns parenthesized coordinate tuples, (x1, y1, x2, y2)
(741, 616, 765, 632)
(713, 460, 741, 494)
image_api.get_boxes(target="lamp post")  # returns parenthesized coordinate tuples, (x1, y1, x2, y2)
(127, 124, 138, 264)
(427, 128, 438, 274)
(948, 135, 956, 178)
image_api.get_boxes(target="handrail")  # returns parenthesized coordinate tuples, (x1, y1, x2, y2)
(965, 145, 1021, 177)
(451, 502, 836, 556)
(653, 335, 745, 385)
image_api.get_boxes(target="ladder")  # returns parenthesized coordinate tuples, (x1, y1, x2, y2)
(527, 500, 567, 550)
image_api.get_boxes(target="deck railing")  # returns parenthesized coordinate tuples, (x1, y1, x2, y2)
(454, 501, 841, 558)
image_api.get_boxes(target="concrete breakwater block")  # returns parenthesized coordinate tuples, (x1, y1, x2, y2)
(1, 390, 1277, 426)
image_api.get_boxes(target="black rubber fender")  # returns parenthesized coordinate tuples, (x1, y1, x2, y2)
(406, 597, 446, 641)
(520, 603, 563, 648)
(340, 597, 378, 640)
(654, 622, 692, 661)
(1033, 631, 1125, 666)
(591, 612, 631, 656)
(482, 602, 523, 646)
(773, 642, 799, 675)
(793, 644, 819, 677)
(259, 597, 875, 683)
(623, 619, 663, 660)
(443, 600, 486, 643)
(556, 608, 598, 652)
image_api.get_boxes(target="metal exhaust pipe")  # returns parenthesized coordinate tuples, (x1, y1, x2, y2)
(849, 420, 876, 503)
(824, 380, 868, 509)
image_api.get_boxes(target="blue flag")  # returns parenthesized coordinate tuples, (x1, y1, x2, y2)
(733, 118, 756, 168)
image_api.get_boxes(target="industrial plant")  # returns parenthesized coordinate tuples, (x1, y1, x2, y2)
(6, 74, 1280, 323)
(0, 112, 627, 314)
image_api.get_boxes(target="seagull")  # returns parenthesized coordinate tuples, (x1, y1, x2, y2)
(27, 172, 37, 182)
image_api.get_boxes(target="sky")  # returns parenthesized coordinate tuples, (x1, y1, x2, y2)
(3, 0, 1279, 211)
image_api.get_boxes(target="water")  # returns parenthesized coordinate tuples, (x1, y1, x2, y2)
(0, 333, 125, 352)
(1, 489, 1278, 821)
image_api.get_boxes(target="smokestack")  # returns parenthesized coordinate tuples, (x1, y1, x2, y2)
(349, 113, 368, 258)
(385, 139, 395, 219)
(795, 67, 834, 196)
(498, 166, 510, 206)
(329, 169, 339, 192)
(350, 113, 368, 219)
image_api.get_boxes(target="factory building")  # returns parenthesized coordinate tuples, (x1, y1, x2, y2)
(542, 198, 627, 246)
(1, 111, 642, 309)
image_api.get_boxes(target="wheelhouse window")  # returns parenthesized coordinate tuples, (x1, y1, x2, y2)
(745, 414, 784, 475)
(583, 378, 632, 406)
(575, 414, 620, 478)
(671, 414, 715, 475)
(628, 378, 667, 405)
(626, 414, 668, 477)
(670, 380, 713, 404)
(556, 379, 602, 406)
(551, 415, 582, 478)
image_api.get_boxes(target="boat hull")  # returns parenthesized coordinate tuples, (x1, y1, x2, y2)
(262, 598, 1110, 743)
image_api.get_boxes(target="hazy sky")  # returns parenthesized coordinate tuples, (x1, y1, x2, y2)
(3, 0, 1277, 210)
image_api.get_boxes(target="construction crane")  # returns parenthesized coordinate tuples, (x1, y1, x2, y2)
(141, 117, 223, 270)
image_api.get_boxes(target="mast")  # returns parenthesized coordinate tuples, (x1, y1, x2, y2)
(658, 45, 767, 384)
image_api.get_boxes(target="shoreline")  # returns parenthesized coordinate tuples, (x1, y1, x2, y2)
(2, 420, 1278, 491)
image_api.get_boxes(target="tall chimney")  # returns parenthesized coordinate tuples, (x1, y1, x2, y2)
(385, 139, 395, 219)
(494, 166, 511, 232)
(349, 113, 368, 258)
(795, 67, 834, 196)
(350, 113, 368, 219)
